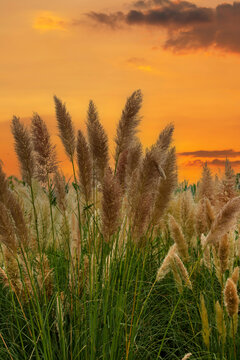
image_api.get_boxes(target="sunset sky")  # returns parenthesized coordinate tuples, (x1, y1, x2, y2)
(1, 0, 240, 182)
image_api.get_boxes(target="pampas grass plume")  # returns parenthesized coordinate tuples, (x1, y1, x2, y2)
(231, 267, 239, 285)
(224, 277, 239, 317)
(205, 196, 240, 246)
(200, 293, 210, 349)
(168, 214, 188, 261)
(156, 244, 176, 282)
(54, 96, 76, 160)
(11, 116, 35, 185)
(77, 129, 92, 204)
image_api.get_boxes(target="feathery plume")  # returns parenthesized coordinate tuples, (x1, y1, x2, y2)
(201, 234, 211, 269)
(169, 214, 188, 261)
(152, 147, 178, 225)
(77, 130, 92, 204)
(86, 101, 109, 182)
(0, 202, 17, 251)
(195, 198, 209, 237)
(218, 234, 229, 273)
(101, 168, 122, 241)
(181, 354, 192, 360)
(224, 278, 239, 317)
(53, 171, 67, 213)
(231, 267, 239, 285)
(129, 145, 164, 239)
(11, 116, 35, 185)
(216, 159, 237, 208)
(200, 293, 210, 349)
(116, 149, 128, 190)
(125, 137, 143, 183)
(0, 163, 28, 247)
(31, 113, 57, 183)
(215, 301, 226, 343)
(205, 197, 240, 246)
(172, 253, 192, 289)
(88, 100, 99, 124)
(197, 162, 215, 204)
(179, 190, 196, 243)
(54, 96, 76, 160)
(156, 244, 176, 282)
(156, 123, 174, 152)
(115, 89, 142, 164)
(205, 198, 215, 226)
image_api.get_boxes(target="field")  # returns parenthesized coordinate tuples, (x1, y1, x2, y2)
(0, 90, 239, 359)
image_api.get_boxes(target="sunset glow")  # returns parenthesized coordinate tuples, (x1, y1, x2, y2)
(1, 0, 240, 182)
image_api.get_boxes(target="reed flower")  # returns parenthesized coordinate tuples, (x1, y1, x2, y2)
(181, 354, 192, 360)
(218, 234, 229, 273)
(224, 277, 239, 317)
(86, 100, 109, 182)
(231, 267, 239, 285)
(172, 253, 192, 289)
(53, 171, 67, 213)
(115, 89, 142, 164)
(168, 214, 188, 261)
(197, 162, 215, 204)
(11, 116, 35, 185)
(156, 244, 176, 281)
(101, 168, 122, 241)
(215, 300, 226, 343)
(31, 113, 58, 183)
(77, 129, 92, 204)
(152, 147, 178, 225)
(205, 196, 240, 246)
(200, 293, 210, 349)
(54, 96, 76, 160)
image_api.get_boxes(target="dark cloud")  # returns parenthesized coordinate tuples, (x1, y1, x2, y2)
(179, 149, 240, 158)
(85, 11, 125, 28)
(184, 159, 240, 167)
(86, 1, 240, 53)
(126, 56, 148, 64)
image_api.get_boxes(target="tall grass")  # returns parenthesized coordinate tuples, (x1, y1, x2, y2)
(0, 90, 239, 359)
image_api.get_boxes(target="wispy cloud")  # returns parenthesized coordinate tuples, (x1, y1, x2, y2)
(178, 149, 240, 158)
(183, 159, 240, 167)
(33, 12, 69, 31)
(126, 57, 153, 72)
(85, 1, 240, 54)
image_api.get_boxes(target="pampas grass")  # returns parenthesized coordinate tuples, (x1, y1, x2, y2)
(11, 116, 35, 185)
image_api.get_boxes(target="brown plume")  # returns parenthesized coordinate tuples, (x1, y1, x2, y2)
(77, 129, 93, 204)
(224, 277, 239, 317)
(54, 96, 76, 160)
(101, 168, 122, 241)
(31, 113, 57, 183)
(11, 116, 35, 185)
(205, 197, 240, 246)
(115, 89, 142, 164)
(152, 147, 178, 225)
(86, 100, 109, 182)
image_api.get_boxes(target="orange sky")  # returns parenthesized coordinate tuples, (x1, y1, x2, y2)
(1, 0, 240, 183)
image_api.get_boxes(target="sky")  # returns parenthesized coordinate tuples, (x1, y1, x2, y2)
(1, 0, 240, 182)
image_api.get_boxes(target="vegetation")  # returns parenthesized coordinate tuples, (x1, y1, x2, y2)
(0, 90, 239, 359)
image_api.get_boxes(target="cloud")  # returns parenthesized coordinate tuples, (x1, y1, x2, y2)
(86, 1, 240, 54)
(86, 11, 125, 29)
(126, 57, 153, 72)
(184, 159, 240, 167)
(126, 57, 148, 64)
(178, 149, 240, 158)
(33, 12, 68, 31)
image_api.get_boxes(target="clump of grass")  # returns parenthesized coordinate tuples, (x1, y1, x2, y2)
(0, 90, 239, 359)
